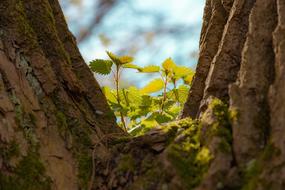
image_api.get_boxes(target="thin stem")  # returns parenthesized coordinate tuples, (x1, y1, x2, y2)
(114, 65, 128, 132)
(173, 80, 180, 104)
(160, 74, 168, 113)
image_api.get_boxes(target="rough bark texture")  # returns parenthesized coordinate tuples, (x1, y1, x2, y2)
(182, 0, 230, 118)
(0, 1, 122, 189)
(229, 0, 277, 166)
(2, 0, 285, 190)
(182, 0, 285, 189)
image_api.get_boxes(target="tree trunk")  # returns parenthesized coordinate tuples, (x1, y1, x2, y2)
(1, 0, 285, 190)
(0, 1, 122, 189)
(183, 0, 285, 189)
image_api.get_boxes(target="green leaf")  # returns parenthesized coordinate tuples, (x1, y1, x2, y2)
(165, 105, 181, 118)
(147, 112, 173, 124)
(155, 113, 173, 124)
(127, 86, 143, 105)
(89, 59, 113, 75)
(102, 86, 117, 104)
(106, 51, 134, 65)
(118, 89, 130, 106)
(163, 100, 176, 110)
(166, 85, 189, 104)
(141, 95, 153, 106)
(122, 63, 141, 69)
(137, 95, 154, 115)
(140, 78, 164, 94)
(183, 73, 194, 85)
(177, 85, 190, 104)
(162, 58, 176, 73)
(173, 66, 194, 80)
(119, 56, 134, 64)
(141, 118, 159, 128)
(138, 65, 160, 73)
(106, 51, 121, 64)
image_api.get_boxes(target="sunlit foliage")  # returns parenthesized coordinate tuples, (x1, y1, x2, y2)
(90, 51, 194, 135)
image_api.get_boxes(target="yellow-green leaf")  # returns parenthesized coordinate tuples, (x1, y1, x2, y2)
(119, 56, 134, 64)
(106, 51, 134, 65)
(102, 86, 117, 103)
(177, 85, 190, 103)
(138, 65, 160, 73)
(183, 73, 194, 85)
(122, 63, 141, 69)
(162, 58, 176, 73)
(140, 78, 164, 94)
(173, 66, 194, 79)
(127, 86, 142, 104)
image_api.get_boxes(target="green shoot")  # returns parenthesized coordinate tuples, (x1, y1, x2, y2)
(90, 51, 194, 135)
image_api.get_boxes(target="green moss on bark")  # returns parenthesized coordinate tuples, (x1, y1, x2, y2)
(117, 154, 136, 173)
(0, 140, 20, 162)
(241, 143, 282, 190)
(0, 148, 51, 190)
(165, 119, 212, 189)
(55, 110, 93, 188)
(15, 0, 38, 49)
(205, 98, 233, 153)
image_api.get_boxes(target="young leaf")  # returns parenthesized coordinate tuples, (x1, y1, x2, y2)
(183, 73, 194, 85)
(166, 85, 189, 103)
(162, 99, 176, 110)
(119, 56, 134, 64)
(165, 105, 181, 118)
(122, 63, 141, 69)
(146, 111, 173, 124)
(90, 59, 113, 75)
(177, 85, 190, 104)
(154, 112, 173, 124)
(106, 51, 134, 65)
(140, 78, 164, 94)
(138, 65, 160, 73)
(162, 58, 176, 73)
(126, 86, 143, 105)
(106, 51, 121, 64)
(118, 89, 130, 106)
(173, 66, 194, 80)
(102, 86, 117, 104)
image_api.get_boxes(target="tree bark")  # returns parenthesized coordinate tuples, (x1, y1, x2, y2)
(183, 0, 285, 189)
(0, 0, 122, 189)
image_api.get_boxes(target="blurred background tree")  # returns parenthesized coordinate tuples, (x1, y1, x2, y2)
(59, 0, 205, 87)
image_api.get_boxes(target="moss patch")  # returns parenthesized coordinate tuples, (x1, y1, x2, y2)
(55, 109, 93, 188)
(0, 140, 20, 162)
(77, 154, 92, 189)
(241, 143, 282, 190)
(0, 149, 51, 190)
(15, 0, 38, 49)
(165, 119, 212, 189)
(117, 154, 136, 173)
(204, 98, 233, 153)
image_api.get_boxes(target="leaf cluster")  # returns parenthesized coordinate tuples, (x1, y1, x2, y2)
(90, 51, 194, 135)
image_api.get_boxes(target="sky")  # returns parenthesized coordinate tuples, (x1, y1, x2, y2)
(61, 0, 205, 87)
